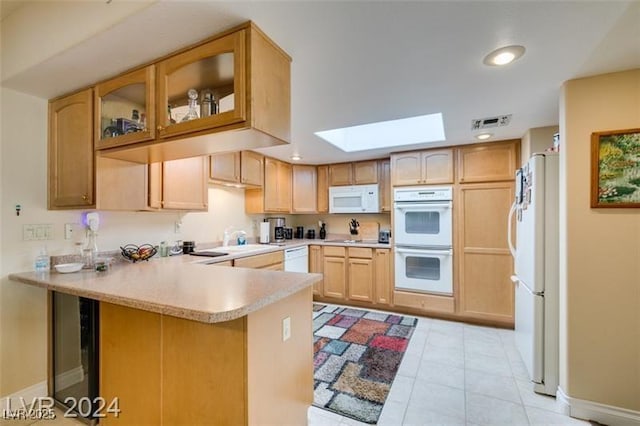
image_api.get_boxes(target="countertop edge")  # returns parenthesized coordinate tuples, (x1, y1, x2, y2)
(8, 271, 322, 324)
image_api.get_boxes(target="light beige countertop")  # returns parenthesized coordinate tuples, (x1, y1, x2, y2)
(9, 256, 321, 324)
(190, 238, 392, 265)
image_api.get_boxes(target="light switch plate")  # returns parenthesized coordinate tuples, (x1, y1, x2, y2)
(23, 224, 53, 241)
(282, 317, 291, 342)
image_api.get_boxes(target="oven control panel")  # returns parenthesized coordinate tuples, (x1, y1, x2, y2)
(394, 186, 452, 202)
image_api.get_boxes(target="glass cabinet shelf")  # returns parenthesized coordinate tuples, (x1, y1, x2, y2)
(156, 30, 246, 139)
(94, 66, 155, 150)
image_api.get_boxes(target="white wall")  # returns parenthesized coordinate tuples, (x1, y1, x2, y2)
(521, 125, 559, 166)
(0, 87, 255, 396)
(559, 69, 640, 413)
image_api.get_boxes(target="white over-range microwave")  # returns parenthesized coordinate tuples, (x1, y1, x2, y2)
(329, 184, 380, 214)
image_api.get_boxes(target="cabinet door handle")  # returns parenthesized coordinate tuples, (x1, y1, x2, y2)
(82, 194, 88, 201)
(157, 125, 165, 131)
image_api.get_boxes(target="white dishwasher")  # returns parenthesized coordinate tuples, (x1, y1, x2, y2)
(284, 246, 309, 272)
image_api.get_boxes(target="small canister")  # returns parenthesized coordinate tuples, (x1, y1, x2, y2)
(306, 229, 315, 239)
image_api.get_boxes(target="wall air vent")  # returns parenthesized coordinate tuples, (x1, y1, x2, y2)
(471, 114, 512, 130)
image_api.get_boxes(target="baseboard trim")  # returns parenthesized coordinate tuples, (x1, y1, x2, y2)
(1, 380, 48, 409)
(55, 366, 85, 392)
(557, 387, 640, 426)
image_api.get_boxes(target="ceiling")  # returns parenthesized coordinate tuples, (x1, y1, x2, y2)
(2, 1, 639, 164)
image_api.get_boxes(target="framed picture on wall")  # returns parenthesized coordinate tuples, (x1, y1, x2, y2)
(591, 128, 640, 208)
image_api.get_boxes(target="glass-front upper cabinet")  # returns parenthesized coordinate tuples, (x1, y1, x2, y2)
(94, 65, 155, 149)
(156, 30, 246, 140)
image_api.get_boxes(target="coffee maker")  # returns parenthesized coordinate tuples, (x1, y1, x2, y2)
(265, 217, 286, 243)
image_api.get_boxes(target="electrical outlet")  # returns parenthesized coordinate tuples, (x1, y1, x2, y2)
(64, 223, 74, 240)
(174, 221, 182, 233)
(282, 317, 291, 342)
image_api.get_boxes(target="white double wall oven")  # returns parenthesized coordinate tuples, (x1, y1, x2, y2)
(393, 186, 453, 295)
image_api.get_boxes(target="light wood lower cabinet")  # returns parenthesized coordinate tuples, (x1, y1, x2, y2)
(100, 287, 312, 425)
(323, 247, 347, 299)
(456, 182, 515, 326)
(309, 245, 324, 296)
(316, 246, 391, 307)
(234, 251, 283, 269)
(374, 249, 392, 305)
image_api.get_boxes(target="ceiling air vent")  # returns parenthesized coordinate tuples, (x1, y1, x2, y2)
(471, 114, 512, 130)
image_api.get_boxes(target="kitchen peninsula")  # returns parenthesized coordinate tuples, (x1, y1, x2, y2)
(9, 257, 320, 425)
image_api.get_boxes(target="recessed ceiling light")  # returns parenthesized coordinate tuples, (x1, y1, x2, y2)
(483, 45, 525, 66)
(315, 113, 446, 152)
(290, 154, 302, 161)
(476, 133, 493, 140)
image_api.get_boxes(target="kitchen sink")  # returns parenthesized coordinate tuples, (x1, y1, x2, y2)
(193, 244, 270, 256)
(189, 251, 229, 258)
(325, 239, 364, 244)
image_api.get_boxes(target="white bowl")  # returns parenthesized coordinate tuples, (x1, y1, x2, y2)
(54, 263, 84, 273)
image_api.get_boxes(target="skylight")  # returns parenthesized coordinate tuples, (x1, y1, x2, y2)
(315, 113, 445, 152)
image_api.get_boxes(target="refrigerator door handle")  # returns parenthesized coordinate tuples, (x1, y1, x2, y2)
(510, 275, 519, 286)
(507, 201, 517, 258)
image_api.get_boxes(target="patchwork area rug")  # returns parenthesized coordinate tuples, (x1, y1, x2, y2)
(313, 304, 417, 424)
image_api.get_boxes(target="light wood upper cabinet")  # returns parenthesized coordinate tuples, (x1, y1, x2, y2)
(329, 163, 353, 186)
(309, 245, 324, 297)
(150, 158, 209, 211)
(292, 165, 317, 213)
(457, 140, 518, 183)
(277, 161, 292, 212)
(240, 151, 264, 186)
(328, 160, 380, 186)
(210, 152, 240, 182)
(94, 22, 290, 163)
(353, 161, 378, 184)
(94, 66, 155, 150)
(422, 149, 454, 184)
(96, 156, 207, 211)
(457, 182, 515, 326)
(391, 149, 454, 186)
(48, 89, 95, 209)
(210, 150, 263, 186)
(246, 157, 290, 213)
(317, 165, 329, 213)
(156, 30, 246, 140)
(162, 157, 208, 210)
(378, 159, 391, 212)
(390, 151, 421, 186)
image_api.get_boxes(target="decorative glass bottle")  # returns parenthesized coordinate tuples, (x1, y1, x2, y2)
(181, 89, 200, 122)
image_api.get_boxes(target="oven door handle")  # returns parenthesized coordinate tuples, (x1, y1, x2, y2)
(395, 247, 452, 256)
(394, 202, 452, 210)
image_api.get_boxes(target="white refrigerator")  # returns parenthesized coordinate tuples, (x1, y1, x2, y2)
(508, 152, 559, 396)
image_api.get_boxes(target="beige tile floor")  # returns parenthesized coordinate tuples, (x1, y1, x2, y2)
(308, 314, 592, 426)
(2, 314, 591, 426)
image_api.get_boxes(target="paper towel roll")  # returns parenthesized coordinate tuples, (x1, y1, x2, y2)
(259, 222, 270, 244)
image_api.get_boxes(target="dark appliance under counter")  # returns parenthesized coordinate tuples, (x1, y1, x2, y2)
(52, 292, 99, 424)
